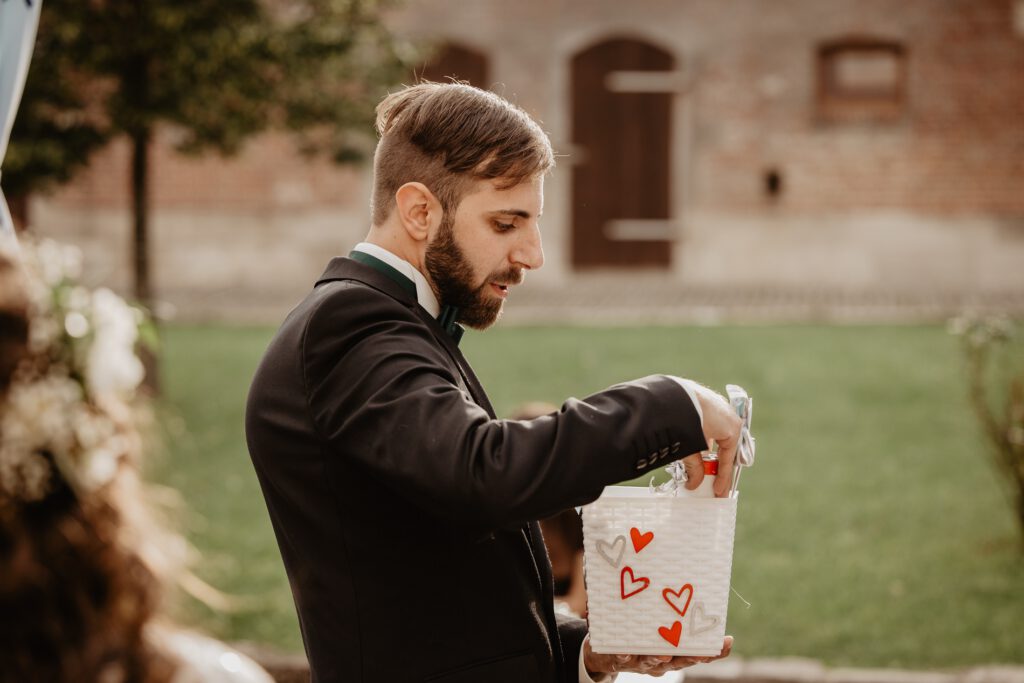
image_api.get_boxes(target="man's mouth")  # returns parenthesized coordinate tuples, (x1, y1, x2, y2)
(487, 270, 523, 299)
(490, 282, 511, 298)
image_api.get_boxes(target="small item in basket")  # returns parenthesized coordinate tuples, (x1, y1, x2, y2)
(649, 452, 719, 498)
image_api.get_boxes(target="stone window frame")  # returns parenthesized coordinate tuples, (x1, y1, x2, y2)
(815, 37, 908, 124)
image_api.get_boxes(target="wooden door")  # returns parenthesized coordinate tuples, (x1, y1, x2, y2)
(571, 38, 675, 268)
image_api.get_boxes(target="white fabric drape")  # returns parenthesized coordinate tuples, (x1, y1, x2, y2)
(0, 0, 42, 246)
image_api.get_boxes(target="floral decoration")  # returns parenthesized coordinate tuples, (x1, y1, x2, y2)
(0, 238, 151, 502)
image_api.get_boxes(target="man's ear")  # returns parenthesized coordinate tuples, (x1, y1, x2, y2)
(394, 182, 442, 242)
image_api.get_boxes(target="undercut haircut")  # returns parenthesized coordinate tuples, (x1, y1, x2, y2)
(370, 82, 555, 227)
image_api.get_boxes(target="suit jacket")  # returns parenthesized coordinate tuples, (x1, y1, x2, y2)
(244, 257, 706, 683)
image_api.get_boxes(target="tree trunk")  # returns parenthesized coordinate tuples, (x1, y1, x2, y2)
(130, 127, 152, 308)
(129, 127, 161, 395)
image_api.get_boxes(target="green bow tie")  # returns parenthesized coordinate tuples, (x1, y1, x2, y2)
(349, 250, 464, 345)
(437, 305, 465, 345)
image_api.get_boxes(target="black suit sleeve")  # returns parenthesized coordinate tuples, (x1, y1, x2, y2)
(302, 285, 706, 529)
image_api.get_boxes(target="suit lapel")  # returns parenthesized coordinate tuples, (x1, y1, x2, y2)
(416, 310, 497, 418)
(317, 258, 556, 628)
(316, 257, 494, 414)
(418, 315, 564, 671)
(414, 309, 559, 653)
(404, 291, 559, 631)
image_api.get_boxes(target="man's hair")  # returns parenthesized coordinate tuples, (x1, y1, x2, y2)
(370, 82, 555, 226)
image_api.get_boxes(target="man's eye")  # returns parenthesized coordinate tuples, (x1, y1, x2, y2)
(494, 221, 515, 232)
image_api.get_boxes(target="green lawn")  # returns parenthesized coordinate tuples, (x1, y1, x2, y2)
(152, 323, 1024, 669)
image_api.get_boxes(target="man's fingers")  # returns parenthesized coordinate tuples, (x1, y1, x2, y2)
(637, 656, 659, 671)
(690, 383, 744, 497)
(681, 452, 704, 490)
(714, 436, 737, 497)
(708, 404, 741, 498)
(716, 635, 734, 659)
(596, 643, 733, 675)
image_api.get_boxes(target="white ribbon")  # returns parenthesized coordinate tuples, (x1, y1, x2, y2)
(726, 384, 755, 497)
(649, 459, 688, 497)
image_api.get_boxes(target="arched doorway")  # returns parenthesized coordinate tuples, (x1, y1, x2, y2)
(571, 37, 676, 268)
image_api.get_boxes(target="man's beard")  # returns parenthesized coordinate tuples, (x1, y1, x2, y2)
(424, 215, 522, 330)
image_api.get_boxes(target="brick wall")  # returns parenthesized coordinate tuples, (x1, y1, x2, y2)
(51, 130, 367, 211)
(26, 0, 1024, 320)
(691, 0, 1024, 214)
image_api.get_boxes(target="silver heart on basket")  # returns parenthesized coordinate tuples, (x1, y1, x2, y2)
(688, 601, 722, 636)
(596, 535, 626, 568)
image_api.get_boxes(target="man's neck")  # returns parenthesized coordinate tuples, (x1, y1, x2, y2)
(363, 228, 426, 276)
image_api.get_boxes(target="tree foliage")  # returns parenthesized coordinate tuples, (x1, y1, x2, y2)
(2, 0, 416, 302)
(1, 1, 108, 201)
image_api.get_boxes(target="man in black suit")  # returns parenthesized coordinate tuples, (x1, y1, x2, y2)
(246, 82, 740, 683)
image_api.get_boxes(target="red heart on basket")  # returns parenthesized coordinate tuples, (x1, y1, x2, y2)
(658, 621, 682, 647)
(620, 566, 650, 599)
(630, 527, 654, 553)
(662, 583, 694, 618)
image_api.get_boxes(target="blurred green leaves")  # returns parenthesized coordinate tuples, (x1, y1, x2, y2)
(2, 0, 416, 199)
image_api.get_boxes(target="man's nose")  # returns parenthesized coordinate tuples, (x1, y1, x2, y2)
(513, 224, 544, 270)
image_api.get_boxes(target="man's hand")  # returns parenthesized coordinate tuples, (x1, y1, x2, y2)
(680, 384, 743, 497)
(583, 635, 733, 677)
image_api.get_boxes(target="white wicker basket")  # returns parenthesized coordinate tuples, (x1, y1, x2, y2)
(581, 486, 737, 657)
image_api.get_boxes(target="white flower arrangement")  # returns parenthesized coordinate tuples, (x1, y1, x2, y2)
(0, 238, 150, 502)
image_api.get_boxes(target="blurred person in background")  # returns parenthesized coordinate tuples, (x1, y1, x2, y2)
(0, 243, 273, 683)
(542, 508, 588, 618)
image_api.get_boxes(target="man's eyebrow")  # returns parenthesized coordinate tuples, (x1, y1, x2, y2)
(487, 209, 541, 219)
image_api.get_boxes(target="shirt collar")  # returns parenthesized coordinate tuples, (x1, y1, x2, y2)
(351, 242, 441, 318)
